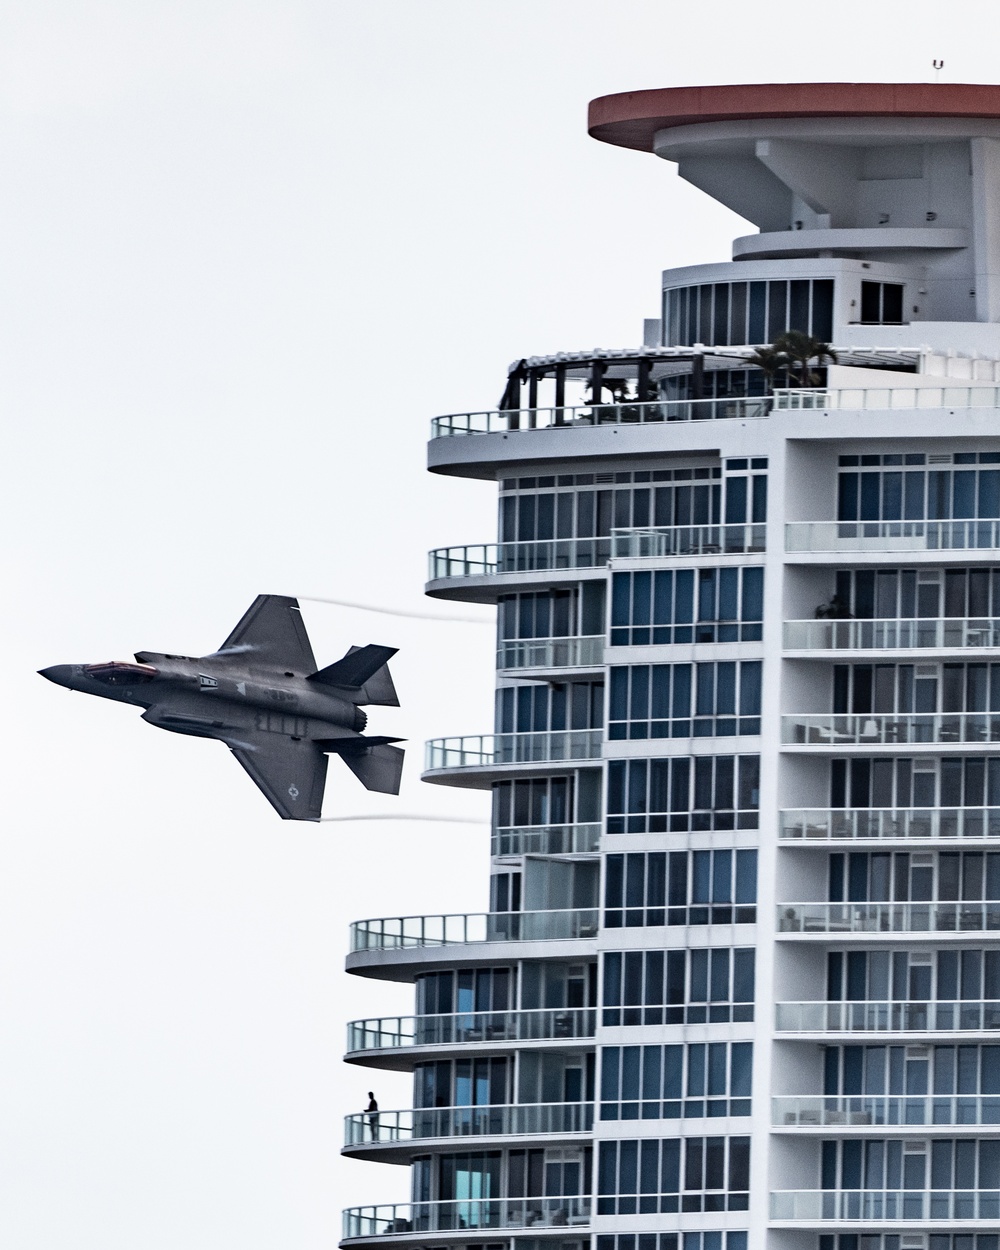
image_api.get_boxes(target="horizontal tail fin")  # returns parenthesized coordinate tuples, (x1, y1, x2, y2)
(308, 644, 399, 705)
(331, 742, 404, 794)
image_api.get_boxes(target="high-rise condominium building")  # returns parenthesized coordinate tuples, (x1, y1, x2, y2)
(342, 83, 1000, 1250)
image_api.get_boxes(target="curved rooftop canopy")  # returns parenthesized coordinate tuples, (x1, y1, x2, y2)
(588, 83, 1000, 152)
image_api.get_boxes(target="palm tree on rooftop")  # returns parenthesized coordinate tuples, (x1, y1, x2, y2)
(775, 329, 838, 388)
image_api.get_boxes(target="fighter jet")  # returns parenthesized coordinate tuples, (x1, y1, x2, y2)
(38, 594, 403, 821)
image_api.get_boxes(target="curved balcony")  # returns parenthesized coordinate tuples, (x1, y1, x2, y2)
(423, 732, 603, 787)
(776, 1000, 1000, 1035)
(785, 618, 1000, 652)
(351, 909, 599, 952)
(430, 396, 769, 437)
(786, 519, 1000, 555)
(773, 1094, 1000, 1130)
(344, 1102, 593, 1159)
(492, 822, 601, 857)
(777, 901, 1000, 937)
(497, 636, 604, 672)
(346, 1008, 596, 1067)
(342, 1197, 591, 1242)
(783, 712, 1000, 748)
(779, 807, 1000, 842)
(770, 1188, 1000, 1222)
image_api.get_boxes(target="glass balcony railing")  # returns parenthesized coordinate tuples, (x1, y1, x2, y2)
(786, 520, 1000, 553)
(611, 523, 766, 559)
(779, 808, 1000, 841)
(770, 1188, 1000, 1221)
(350, 909, 599, 951)
(773, 1093, 1000, 1128)
(784, 618, 1000, 651)
(492, 822, 602, 857)
(497, 636, 605, 670)
(346, 1007, 596, 1055)
(772, 385, 1000, 412)
(430, 397, 770, 437)
(783, 713, 1000, 746)
(778, 901, 1000, 935)
(424, 731, 603, 771)
(343, 1197, 591, 1240)
(775, 1000, 1000, 1034)
(428, 527, 766, 579)
(344, 1101, 593, 1147)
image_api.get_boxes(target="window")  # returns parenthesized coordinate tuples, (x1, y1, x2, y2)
(498, 586, 605, 641)
(608, 661, 762, 739)
(837, 452, 1000, 524)
(832, 662, 1000, 715)
(831, 756, 1000, 810)
(599, 1233, 747, 1250)
(826, 949, 1000, 1004)
(663, 277, 834, 346)
(602, 948, 755, 1026)
(834, 567, 1000, 621)
(610, 567, 764, 646)
(829, 851, 1000, 904)
(600, 1042, 752, 1120)
(860, 280, 905, 325)
(823, 1044, 1000, 1097)
(821, 1237, 1000, 1250)
(604, 850, 757, 926)
(416, 968, 514, 1016)
(496, 681, 604, 733)
(821, 1137, 1000, 1194)
(607, 755, 760, 833)
(597, 1136, 750, 1214)
(416, 1058, 510, 1108)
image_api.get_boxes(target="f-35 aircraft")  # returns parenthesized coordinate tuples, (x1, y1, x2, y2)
(39, 594, 403, 821)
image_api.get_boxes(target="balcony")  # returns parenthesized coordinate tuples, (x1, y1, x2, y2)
(783, 713, 1000, 748)
(346, 1008, 596, 1059)
(773, 1094, 1000, 1129)
(497, 636, 604, 671)
(350, 909, 599, 952)
(344, 1102, 593, 1151)
(427, 526, 765, 584)
(430, 396, 769, 437)
(777, 901, 1000, 936)
(770, 1188, 1000, 1222)
(779, 808, 1000, 842)
(424, 731, 603, 774)
(786, 520, 1000, 554)
(775, 1000, 1000, 1034)
(784, 618, 1000, 652)
(772, 385, 1000, 413)
(342, 1197, 591, 1241)
(492, 822, 601, 857)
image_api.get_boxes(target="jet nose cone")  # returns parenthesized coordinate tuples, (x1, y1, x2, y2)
(38, 665, 75, 688)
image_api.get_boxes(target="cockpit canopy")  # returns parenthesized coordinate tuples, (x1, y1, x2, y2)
(83, 661, 159, 685)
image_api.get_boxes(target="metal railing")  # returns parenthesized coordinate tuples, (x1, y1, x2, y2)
(345, 1101, 593, 1146)
(778, 901, 1000, 935)
(776, 999, 1000, 1034)
(428, 539, 609, 580)
(611, 523, 766, 559)
(779, 808, 1000, 841)
(772, 385, 1000, 412)
(786, 520, 1000, 553)
(343, 1197, 591, 1239)
(351, 909, 599, 951)
(784, 713, 1000, 746)
(773, 1093, 1000, 1128)
(430, 397, 770, 437)
(425, 731, 603, 771)
(770, 1188, 1000, 1221)
(497, 636, 604, 670)
(492, 822, 602, 857)
(785, 618, 1000, 651)
(346, 1007, 596, 1054)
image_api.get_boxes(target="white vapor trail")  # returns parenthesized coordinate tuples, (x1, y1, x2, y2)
(319, 813, 489, 824)
(298, 595, 492, 624)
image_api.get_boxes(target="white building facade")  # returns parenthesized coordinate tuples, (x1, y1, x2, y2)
(343, 83, 1000, 1250)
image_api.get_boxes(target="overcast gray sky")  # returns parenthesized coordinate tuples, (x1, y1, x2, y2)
(3, 2, 999, 1246)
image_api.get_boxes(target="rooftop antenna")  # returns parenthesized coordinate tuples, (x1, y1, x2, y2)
(933, 59, 944, 82)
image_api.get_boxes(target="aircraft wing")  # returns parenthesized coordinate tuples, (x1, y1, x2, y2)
(228, 731, 329, 821)
(216, 595, 317, 673)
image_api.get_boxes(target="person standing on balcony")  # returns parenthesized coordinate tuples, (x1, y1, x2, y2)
(366, 1091, 379, 1140)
